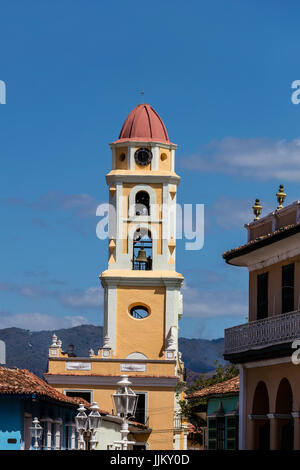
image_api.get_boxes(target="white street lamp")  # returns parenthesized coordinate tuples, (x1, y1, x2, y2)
(112, 375, 139, 450)
(30, 417, 43, 450)
(75, 402, 102, 450)
(88, 402, 102, 450)
(75, 404, 88, 450)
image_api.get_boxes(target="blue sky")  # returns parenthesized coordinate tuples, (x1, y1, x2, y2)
(1, 0, 300, 339)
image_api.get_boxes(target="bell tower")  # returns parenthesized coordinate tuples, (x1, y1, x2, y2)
(100, 103, 184, 363)
(46, 103, 187, 450)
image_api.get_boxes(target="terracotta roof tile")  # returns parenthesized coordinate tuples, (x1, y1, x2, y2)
(128, 420, 149, 430)
(186, 375, 239, 399)
(223, 221, 300, 261)
(0, 367, 109, 412)
(114, 103, 170, 144)
(45, 373, 177, 379)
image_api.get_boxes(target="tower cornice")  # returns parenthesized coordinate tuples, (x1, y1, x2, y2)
(99, 270, 184, 288)
(110, 140, 178, 150)
(105, 170, 180, 185)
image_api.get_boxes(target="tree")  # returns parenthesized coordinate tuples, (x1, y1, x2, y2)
(179, 361, 239, 447)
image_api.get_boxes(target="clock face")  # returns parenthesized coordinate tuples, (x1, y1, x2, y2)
(134, 148, 152, 166)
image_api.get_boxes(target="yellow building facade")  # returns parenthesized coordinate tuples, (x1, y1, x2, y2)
(224, 190, 300, 450)
(46, 103, 187, 450)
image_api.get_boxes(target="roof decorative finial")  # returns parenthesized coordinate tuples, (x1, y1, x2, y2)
(276, 184, 286, 210)
(252, 198, 262, 221)
(51, 333, 58, 347)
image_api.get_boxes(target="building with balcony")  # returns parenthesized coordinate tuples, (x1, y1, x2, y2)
(223, 189, 300, 450)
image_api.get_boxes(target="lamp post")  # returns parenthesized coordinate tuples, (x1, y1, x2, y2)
(112, 375, 139, 450)
(75, 404, 87, 450)
(88, 402, 102, 450)
(30, 417, 43, 450)
(75, 402, 102, 450)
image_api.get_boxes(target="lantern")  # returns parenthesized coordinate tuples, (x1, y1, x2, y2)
(88, 402, 102, 430)
(75, 404, 88, 432)
(112, 375, 138, 418)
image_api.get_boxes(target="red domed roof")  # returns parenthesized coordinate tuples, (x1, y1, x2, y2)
(114, 104, 170, 144)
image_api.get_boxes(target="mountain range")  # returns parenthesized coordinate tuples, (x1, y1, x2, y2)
(0, 325, 225, 386)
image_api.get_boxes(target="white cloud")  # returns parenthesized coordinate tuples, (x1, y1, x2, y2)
(4, 191, 100, 218)
(212, 196, 274, 230)
(0, 281, 103, 311)
(19, 285, 44, 298)
(180, 137, 300, 181)
(0, 312, 89, 331)
(182, 283, 247, 319)
(60, 286, 103, 309)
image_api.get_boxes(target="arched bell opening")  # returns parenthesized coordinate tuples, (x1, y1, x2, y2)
(135, 191, 150, 216)
(132, 228, 152, 271)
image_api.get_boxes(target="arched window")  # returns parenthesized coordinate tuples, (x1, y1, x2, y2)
(135, 191, 150, 216)
(276, 378, 294, 450)
(276, 378, 293, 414)
(252, 381, 269, 415)
(132, 228, 152, 270)
(129, 306, 149, 319)
(252, 381, 270, 450)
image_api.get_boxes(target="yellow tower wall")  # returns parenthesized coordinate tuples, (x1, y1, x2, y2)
(116, 285, 165, 359)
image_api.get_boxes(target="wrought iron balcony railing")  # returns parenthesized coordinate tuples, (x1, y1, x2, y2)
(224, 310, 300, 355)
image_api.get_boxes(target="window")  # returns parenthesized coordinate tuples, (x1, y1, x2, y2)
(132, 393, 147, 424)
(208, 418, 217, 449)
(65, 390, 92, 403)
(282, 263, 294, 314)
(135, 191, 150, 216)
(226, 416, 238, 450)
(257, 272, 268, 320)
(216, 417, 225, 450)
(208, 417, 225, 450)
(130, 306, 149, 319)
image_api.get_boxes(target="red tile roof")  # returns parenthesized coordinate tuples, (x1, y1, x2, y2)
(0, 367, 105, 411)
(45, 373, 177, 378)
(128, 420, 149, 430)
(0, 367, 150, 430)
(113, 103, 171, 144)
(223, 221, 300, 262)
(186, 375, 239, 399)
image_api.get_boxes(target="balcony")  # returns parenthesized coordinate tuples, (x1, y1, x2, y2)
(224, 310, 300, 356)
